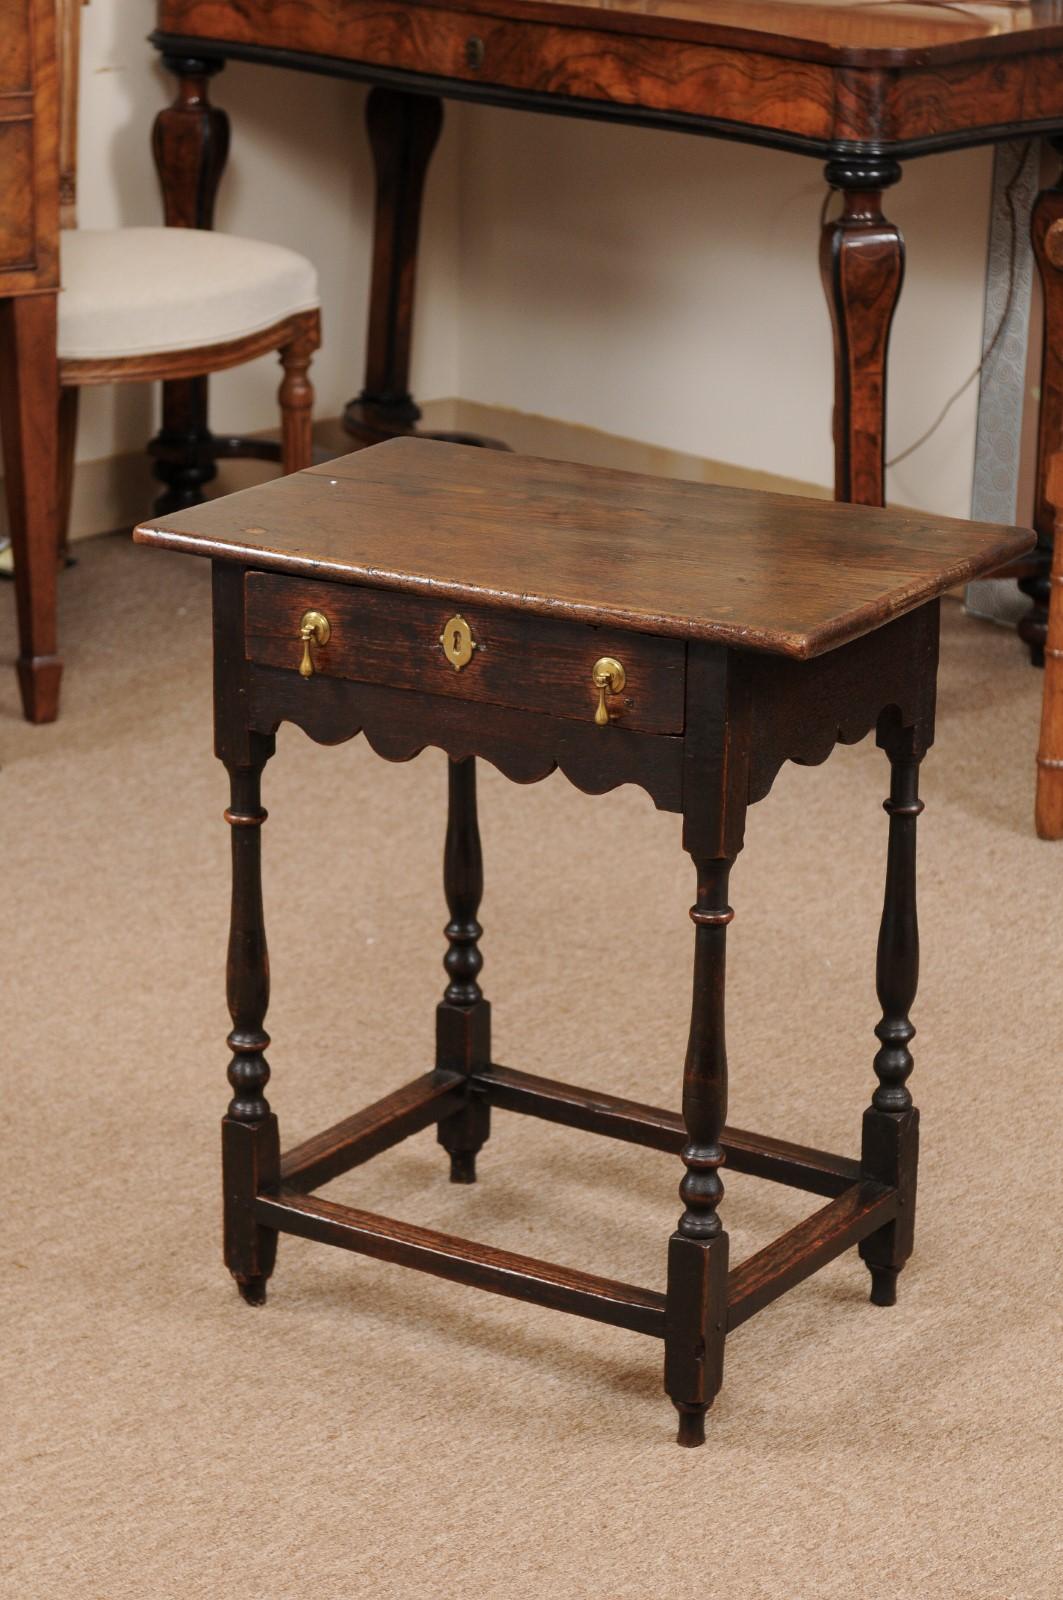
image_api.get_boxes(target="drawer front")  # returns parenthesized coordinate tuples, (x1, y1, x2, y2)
(245, 575, 686, 735)
(159, 2, 835, 144)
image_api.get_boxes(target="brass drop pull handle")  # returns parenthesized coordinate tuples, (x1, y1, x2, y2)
(298, 609, 331, 677)
(591, 656, 626, 726)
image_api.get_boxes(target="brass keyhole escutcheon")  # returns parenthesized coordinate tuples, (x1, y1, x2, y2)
(440, 614, 477, 671)
(592, 656, 626, 725)
(465, 35, 485, 69)
(1046, 218, 1063, 270)
(298, 609, 331, 677)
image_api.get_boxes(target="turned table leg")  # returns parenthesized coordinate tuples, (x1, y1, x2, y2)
(1035, 484, 1063, 838)
(859, 723, 922, 1306)
(150, 55, 230, 513)
(664, 857, 732, 1447)
(1026, 136, 1063, 667)
(436, 756, 492, 1183)
(344, 87, 443, 445)
(222, 736, 280, 1305)
(820, 157, 905, 508)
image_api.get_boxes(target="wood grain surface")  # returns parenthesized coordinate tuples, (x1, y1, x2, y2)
(136, 438, 1033, 659)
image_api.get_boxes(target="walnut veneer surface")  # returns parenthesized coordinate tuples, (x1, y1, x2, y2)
(136, 438, 1032, 658)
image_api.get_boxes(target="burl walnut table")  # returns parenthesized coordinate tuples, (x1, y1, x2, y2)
(135, 439, 1030, 1445)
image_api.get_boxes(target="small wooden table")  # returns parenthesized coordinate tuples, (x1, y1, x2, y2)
(134, 439, 1030, 1444)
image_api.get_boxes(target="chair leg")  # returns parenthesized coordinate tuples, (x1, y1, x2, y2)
(57, 386, 79, 560)
(0, 294, 62, 723)
(1036, 482, 1063, 839)
(278, 317, 319, 474)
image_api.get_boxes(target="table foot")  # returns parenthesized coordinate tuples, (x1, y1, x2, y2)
(868, 1263, 899, 1306)
(16, 655, 62, 724)
(448, 1150, 478, 1184)
(236, 1274, 269, 1306)
(674, 1403, 707, 1447)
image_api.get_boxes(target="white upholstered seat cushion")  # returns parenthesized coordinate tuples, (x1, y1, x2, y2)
(58, 227, 319, 362)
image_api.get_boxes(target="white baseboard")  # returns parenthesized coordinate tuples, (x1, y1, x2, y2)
(0, 400, 831, 547)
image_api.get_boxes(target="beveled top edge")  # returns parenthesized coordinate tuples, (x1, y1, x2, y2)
(133, 438, 1034, 661)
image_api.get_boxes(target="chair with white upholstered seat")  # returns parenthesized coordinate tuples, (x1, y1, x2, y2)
(56, 225, 320, 541)
(52, 0, 320, 551)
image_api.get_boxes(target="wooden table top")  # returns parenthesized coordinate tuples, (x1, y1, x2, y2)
(157, 0, 1063, 64)
(135, 438, 1032, 659)
(155, 0, 1063, 153)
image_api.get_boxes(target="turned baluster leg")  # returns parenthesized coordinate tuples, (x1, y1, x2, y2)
(436, 756, 491, 1183)
(860, 725, 923, 1306)
(344, 88, 443, 444)
(1025, 137, 1063, 667)
(222, 736, 280, 1305)
(820, 157, 905, 507)
(149, 56, 230, 513)
(278, 315, 320, 474)
(1035, 469, 1063, 838)
(664, 857, 732, 1447)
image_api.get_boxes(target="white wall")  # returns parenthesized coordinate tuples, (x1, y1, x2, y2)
(454, 107, 994, 516)
(64, 3, 995, 522)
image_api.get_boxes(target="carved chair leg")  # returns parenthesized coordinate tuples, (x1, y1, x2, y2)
(149, 56, 230, 513)
(345, 87, 443, 443)
(0, 293, 62, 723)
(1036, 481, 1063, 838)
(860, 723, 923, 1305)
(222, 738, 280, 1304)
(436, 756, 492, 1183)
(278, 318, 319, 475)
(820, 157, 905, 507)
(664, 857, 732, 1446)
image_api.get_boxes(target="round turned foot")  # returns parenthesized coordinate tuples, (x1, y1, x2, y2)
(449, 1151, 477, 1184)
(674, 1404, 707, 1448)
(868, 1264, 899, 1307)
(236, 1275, 268, 1306)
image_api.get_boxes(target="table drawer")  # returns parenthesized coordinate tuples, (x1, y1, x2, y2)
(245, 575, 686, 734)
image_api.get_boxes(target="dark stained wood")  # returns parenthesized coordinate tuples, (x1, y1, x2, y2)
(348, 87, 443, 442)
(664, 855, 732, 1444)
(435, 755, 493, 1181)
(222, 738, 281, 1304)
(279, 1071, 465, 1192)
(160, 443, 1000, 1440)
(820, 156, 904, 509)
(245, 570, 687, 733)
(727, 1180, 898, 1330)
(136, 438, 1033, 660)
(150, 53, 230, 513)
(1026, 138, 1063, 667)
(255, 1188, 668, 1336)
(472, 1063, 862, 1196)
(1035, 458, 1063, 840)
(245, 662, 687, 813)
(747, 603, 938, 805)
(858, 720, 923, 1306)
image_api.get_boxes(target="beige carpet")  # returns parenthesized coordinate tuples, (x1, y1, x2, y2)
(3, 533, 1060, 1599)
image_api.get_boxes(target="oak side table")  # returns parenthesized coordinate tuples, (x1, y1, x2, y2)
(135, 439, 1031, 1446)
